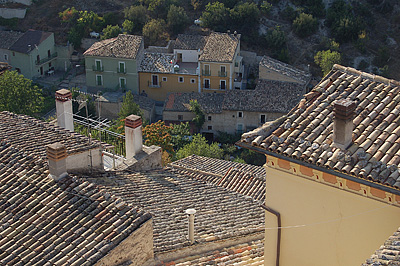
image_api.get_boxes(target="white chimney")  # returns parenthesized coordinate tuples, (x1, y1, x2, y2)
(185, 208, 196, 244)
(55, 89, 74, 132)
(47, 142, 68, 181)
(333, 99, 356, 150)
(125, 114, 143, 159)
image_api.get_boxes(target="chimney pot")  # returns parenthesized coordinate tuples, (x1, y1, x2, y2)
(47, 143, 68, 181)
(333, 98, 355, 150)
(125, 115, 143, 159)
(185, 209, 196, 244)
(55, 89, 74, 132)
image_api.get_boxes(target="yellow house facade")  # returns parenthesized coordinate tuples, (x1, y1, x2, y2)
(239, 65, 400, 265)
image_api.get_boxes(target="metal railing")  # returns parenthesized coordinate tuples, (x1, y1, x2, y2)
(92, 65, 104, 72)
(219, 85, 226, 90)
(218, 71, 227, 77)
(148, 81, 161, 88)
(35, 52, 58, 65)
(202, 70, 211, 76)
(117, 67, 126, 74)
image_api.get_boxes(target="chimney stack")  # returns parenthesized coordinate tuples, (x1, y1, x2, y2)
(47, 143, 68, 181)
(125, 115, 143, 159)
(333, 99, 356, 150)
(185, 208, 196, 244)
(55, 89, 74, 132)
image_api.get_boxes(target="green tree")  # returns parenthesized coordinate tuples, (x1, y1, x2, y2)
(189, 99, 205, 132)
(122, 20, 135, 34)
(0, 71, 43, 115)
(59, 7, 79, 24)
(143, 120, 173, 153)
(230, 2, 260, 32)
(124, 5, 149, 33)
(101, 25, 122, 40)
(143, 19, 169, 46)
(170, 122, 191, 150)
(266, 26, 286, 51)
(314, 50, 342, 76)
(111, 91, 143, 134)
(260, 1, 272, 14)
(292, 13, 318, 38)
(167, 5, 189, 35)
(175, 134, 224, 160)
(200, 2, 229, 32)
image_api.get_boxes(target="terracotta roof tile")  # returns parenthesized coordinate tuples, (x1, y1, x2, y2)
(259, 56, 311, 84)
(199, 32, 240, 63)
(174, 34, 208, 50)
(83, 34, 143, 59)
(9, 30, 51, 54)
(139, 52, 174, 73)
(363, 227, 400, 265)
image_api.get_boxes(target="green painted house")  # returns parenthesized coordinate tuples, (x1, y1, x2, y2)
(84, 34, 144, 93)
(8, 30, 58, 79)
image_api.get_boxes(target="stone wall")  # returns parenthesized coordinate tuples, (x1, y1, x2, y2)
(96, 219, 154, 266)
(0, 8, 26, 19)
(117, 145, 162, 171)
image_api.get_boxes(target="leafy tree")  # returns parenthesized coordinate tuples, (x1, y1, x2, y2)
(292, 0, 325, 18)
(0, 71, 43, 115)
(118, 91, 143, 119)
(200, 2, 229, 32)
(101, 25, 122, 40)
(59, 7, 79, 24)
(292, 13, 318, 38)
(314, 50, 342, 76)
(266, 26, 286, 51)
(189, 99, 205, 132)
(239, 149, 265, 166)
(260, 1, 272, 14)
(143, 19, 169, 45)
(143, 120, 173, 153)
(103, 12, 120, 26)
(122, 20, 135, 34)
(230, 2, 260, 32)
(167, 5, 189, 35)
(124, 5, 149, 33)
(175, 134, 224, 160)
(281, 5, 298, 22)
(170, 122, 191, 150)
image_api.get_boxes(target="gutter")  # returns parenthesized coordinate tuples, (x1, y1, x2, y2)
(236, 141, 400, 196)
(260, 204, 281, 266)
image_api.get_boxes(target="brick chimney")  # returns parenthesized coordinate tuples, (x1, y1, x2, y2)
(125, 115, 143, 159)
(47, 143, 68, 181)
(333, 99, 356, 150)
(55, 89, 74, 132)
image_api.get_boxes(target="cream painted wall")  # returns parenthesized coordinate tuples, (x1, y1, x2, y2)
(264, 164, 400, 266)
(258, 67, 302, 84)
(67, 148, 103, 172)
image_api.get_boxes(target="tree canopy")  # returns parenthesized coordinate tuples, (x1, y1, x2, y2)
(314, 50, 342, 76)
(175, 134, 224, 160)
(292, 13, 318, 38)
(0, 71, 43, 116)
(189, 99, 205, 132)
(143, 19, 169, 45)
(101, 25, 122, 40)
(167, 5, 189, 35)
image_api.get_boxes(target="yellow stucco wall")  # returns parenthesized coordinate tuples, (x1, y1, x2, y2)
(199, 62, 234, 91)
(264, 156, 400, 266)
(139, 72, 198, 102)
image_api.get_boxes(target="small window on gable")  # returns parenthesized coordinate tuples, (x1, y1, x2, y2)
(162, 77, 167, 82)
(238, 111, 243, 118)
(178, 115, 183, 120)
(208, 126, 212, 130)
(191, 78, 196, 84)
(178, 76, 184, 83)
(260, 114, 266, 124)
(208, 116, 212, 121)
(4, 54, 8, 61)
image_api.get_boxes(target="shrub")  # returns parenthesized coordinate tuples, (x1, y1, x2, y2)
(292, 13, 318, 38)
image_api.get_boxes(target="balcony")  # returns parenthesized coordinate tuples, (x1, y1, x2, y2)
(219, 85, 226, 90)
(35, 52, 57, 65)
(92, 65, 104, 72)
(218, 71, 227, 77)
(202, 70, 211, 76)
(148, 81, 161, 88)
(117, 67, 126, 74)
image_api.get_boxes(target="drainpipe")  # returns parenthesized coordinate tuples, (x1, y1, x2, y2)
(260, 204, 281, 266)
(185, 208, 196, 244)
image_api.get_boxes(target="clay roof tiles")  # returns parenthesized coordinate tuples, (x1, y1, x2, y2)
(8, 30, 52, 54)
(240, 64, 400, 190)
(83, 34, 143, 59)
(363, 227, 400, 265)
(199, 32, 240, 63)
(174, 34, 208, 50)
(260, 56, 311, 84)
(139, 52, 174, 73)
(0, 113, 151, 266)
(0, 30, 24, 50)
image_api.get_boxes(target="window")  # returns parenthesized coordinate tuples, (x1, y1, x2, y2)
(12, 52, 15, 56)
(208, 116, 212, 121)
(49, 62, 52, 68)
(204, 79, 210, 89)
(95, 60, 102, 71)
(235, 62, 238, 67)
(220, 80, 226, 90)
(119, 77, 126, 89)
(151, 75, 159, 87)
(178, 115, 183, 120)
(119, 62, 125, 73)
(162, 77, 167, 82)
(260, 114, 266, 124)
(178, 76, 184, 83)
(203, 64, 210, 76)
(4, 54, 8, 61)
(47, 50, 51, 58)
(237, 124, 244, 134)
(191, 78, 196, 84)
(37, 55, 40, 63)
(238, 111, 243, 118)
(208, 126, 212, 130)
(219, 66, 226, 77)
(96, 75, 103, 86)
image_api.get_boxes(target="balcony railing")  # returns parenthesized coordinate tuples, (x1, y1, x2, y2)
(219, 85, 226, 90)
(35, 52, 58, 65)
(92, 65, 104, 72)
(202, 70, 211, 76)
(117, 67, 126, 74)
(148, 81, 161, 88)
(218, 71, 227, 77)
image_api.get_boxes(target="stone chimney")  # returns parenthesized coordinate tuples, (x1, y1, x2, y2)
(125, 115, 143, 159)
(47, 143, 68, 181)
(333, 99, 356, 150)
(55, 89, 74, 132)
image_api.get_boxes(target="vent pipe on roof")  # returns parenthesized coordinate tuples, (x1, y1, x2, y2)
(55, 89, 74, 132)
(333, 99, 356, 150)
(47, 143, 68, 181)
(125, 115, 143, 159)
(185, 208, 196, 244)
